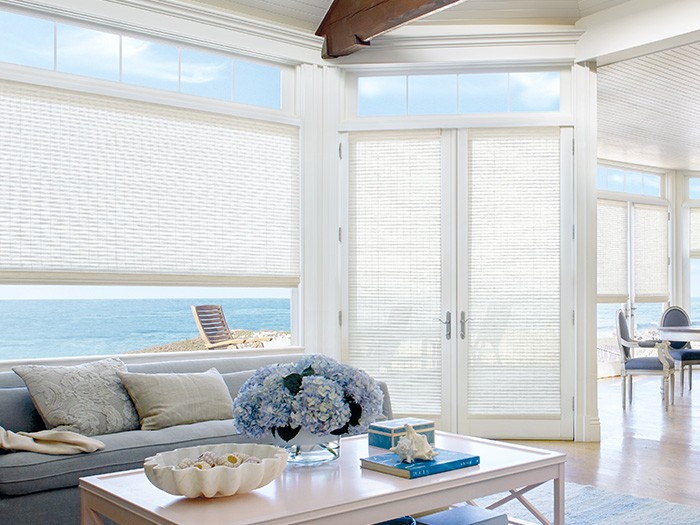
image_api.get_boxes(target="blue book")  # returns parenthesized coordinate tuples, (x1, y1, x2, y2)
(360, 449, 480, 479)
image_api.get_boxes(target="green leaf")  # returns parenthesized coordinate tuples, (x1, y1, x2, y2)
(276, 425, 301, 442)
(283, 373, 303, 395)
(301, 366, 315, 377)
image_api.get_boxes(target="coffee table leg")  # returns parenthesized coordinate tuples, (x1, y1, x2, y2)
(81, 496, 105, 525)
(553, 465, 565, 525)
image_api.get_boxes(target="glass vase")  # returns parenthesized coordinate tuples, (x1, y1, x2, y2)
(273, 429, 341, 466)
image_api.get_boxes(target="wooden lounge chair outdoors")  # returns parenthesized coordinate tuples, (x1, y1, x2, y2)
(191, 304, 272, 349)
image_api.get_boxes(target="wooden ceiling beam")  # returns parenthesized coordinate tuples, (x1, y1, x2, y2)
(316, 0, 465, 58)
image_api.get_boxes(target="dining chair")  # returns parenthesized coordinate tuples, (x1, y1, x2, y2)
(616, 310, 675, 410)
(660, 306, 700, 393)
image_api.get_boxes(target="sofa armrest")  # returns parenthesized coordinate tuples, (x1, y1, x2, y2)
(377, 381, 393, 420)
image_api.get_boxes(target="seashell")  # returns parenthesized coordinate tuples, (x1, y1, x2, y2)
(390, 424, 439, 463)
(176, 458, 195, 469)
(225, 454, 242, 466)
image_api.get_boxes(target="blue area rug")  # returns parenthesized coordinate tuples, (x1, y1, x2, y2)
(477, 482, 700, 524)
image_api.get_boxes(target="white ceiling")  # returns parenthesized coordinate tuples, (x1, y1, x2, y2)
(196, 0, 631, 31)
(187, 0, 700, 172)
(598, 42, 700, 171)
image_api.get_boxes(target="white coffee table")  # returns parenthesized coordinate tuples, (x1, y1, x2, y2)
(80, 431, 565, 525)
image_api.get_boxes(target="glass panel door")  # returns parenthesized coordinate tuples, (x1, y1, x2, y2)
(458, 128, 574, 439)
(344, 127, 573, 438)
(344, 130, 450, 427)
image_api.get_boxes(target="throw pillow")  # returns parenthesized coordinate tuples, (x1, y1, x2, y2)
(13, 357, 140, 437)
(117, 368, 233, 430)
(220, 370, 256, 399)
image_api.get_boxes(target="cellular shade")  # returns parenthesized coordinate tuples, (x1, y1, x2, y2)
(633, 204, 669, 302)
(597, 199, 629, 302)
(466, 128, 561, 417)
(347, 130, 442, 416)
(0, 80, 299, 286)
(690, 208, 700, 257)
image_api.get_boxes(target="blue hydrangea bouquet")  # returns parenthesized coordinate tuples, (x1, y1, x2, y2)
(232, 354, 384, 442)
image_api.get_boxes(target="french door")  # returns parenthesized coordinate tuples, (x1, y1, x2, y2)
(343, 127, 574, 439)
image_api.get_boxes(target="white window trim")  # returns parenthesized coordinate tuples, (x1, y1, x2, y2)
(342, 67, 572, 126)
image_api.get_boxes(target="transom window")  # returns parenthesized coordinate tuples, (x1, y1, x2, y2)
(688, 177, 700, 200)
(357, 71, 561, 117)
(597, 165, 662, 197)
(0, 8, 282, 109)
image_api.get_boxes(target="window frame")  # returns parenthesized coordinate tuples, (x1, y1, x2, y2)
(0, 6, 296, 115)
(596, 163, 672, 341)
(0, 8, 306, 365)
(344, 66, 571, 125)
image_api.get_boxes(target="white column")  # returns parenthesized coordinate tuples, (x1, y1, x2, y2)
(573, 62, 601, 442)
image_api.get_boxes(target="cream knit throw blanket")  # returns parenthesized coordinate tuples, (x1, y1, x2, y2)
(0, 426, 105, 454)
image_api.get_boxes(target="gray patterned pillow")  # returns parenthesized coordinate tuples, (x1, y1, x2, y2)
(13, 357, 140, 436)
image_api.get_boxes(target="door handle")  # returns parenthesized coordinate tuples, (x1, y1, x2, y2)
(435, 312, 451, 340)
(460, 311, 469, 339)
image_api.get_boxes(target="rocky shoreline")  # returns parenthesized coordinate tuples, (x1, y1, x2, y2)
(127, 330, 291, 354)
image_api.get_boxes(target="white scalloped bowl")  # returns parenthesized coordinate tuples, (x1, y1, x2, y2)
(144, 443, 288, 498)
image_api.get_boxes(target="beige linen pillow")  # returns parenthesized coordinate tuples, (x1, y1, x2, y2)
(117, 368, 233, 430)
(13, 357, 140, 436)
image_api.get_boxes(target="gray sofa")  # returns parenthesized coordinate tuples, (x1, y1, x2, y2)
(0, 353, 393, 525)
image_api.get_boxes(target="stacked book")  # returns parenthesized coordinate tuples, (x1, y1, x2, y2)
(360, 449, 480, 479)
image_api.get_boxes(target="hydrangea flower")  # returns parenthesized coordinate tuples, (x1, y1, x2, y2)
(232, 354, 384, 440)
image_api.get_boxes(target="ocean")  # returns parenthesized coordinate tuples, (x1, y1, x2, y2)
(598, 300, 700, 337)
(0, 298, 290, 361)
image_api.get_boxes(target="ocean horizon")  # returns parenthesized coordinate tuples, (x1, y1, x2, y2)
(0, 298, 290, 361)
(598, 300, 700, 337)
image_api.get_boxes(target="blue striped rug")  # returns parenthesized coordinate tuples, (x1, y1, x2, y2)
(477, 482, 700, 524)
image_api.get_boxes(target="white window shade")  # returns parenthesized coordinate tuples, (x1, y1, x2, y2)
(690, 208, 700, 257)
(633, 204, 668, 302)
(0, 80, 299, 286)
(597, 199, 629, 302)
(466, 128, 561, 417)
(347, 130, 442, 416)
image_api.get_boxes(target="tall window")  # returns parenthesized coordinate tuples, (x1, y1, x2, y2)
(688, 177, 700, 320)
(0, 79, 299, 360)
(596, 165, 669, 375)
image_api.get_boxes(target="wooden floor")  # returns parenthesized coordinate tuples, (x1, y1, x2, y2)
(513, 372, 700, 507)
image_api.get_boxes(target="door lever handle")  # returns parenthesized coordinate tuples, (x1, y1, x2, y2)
(460, 311, 469, 339)
(435, 312, 451, 340)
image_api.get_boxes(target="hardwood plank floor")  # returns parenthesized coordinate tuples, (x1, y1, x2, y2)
(512, 372, 700, 506)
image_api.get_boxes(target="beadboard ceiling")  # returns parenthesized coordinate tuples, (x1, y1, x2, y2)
(598, 42, 700, 171)
(196, 0, 631, 31)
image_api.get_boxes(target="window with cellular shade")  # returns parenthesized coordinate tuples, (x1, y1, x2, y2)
(689, 208, 700, 257)
(347, 130, 442, 416)
(597, 200, 629, 302)
(633, 204, 668, 302)
(0, 80, 299, 286)
(466, 128, 561, 417)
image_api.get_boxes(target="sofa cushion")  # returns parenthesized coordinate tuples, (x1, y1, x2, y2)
(118, 369, 233, 430)
(221, 370, 256, 398)
(0, 388, 46, 434)
(12, 358, 139, 437)
(0, 419, 253, 496)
